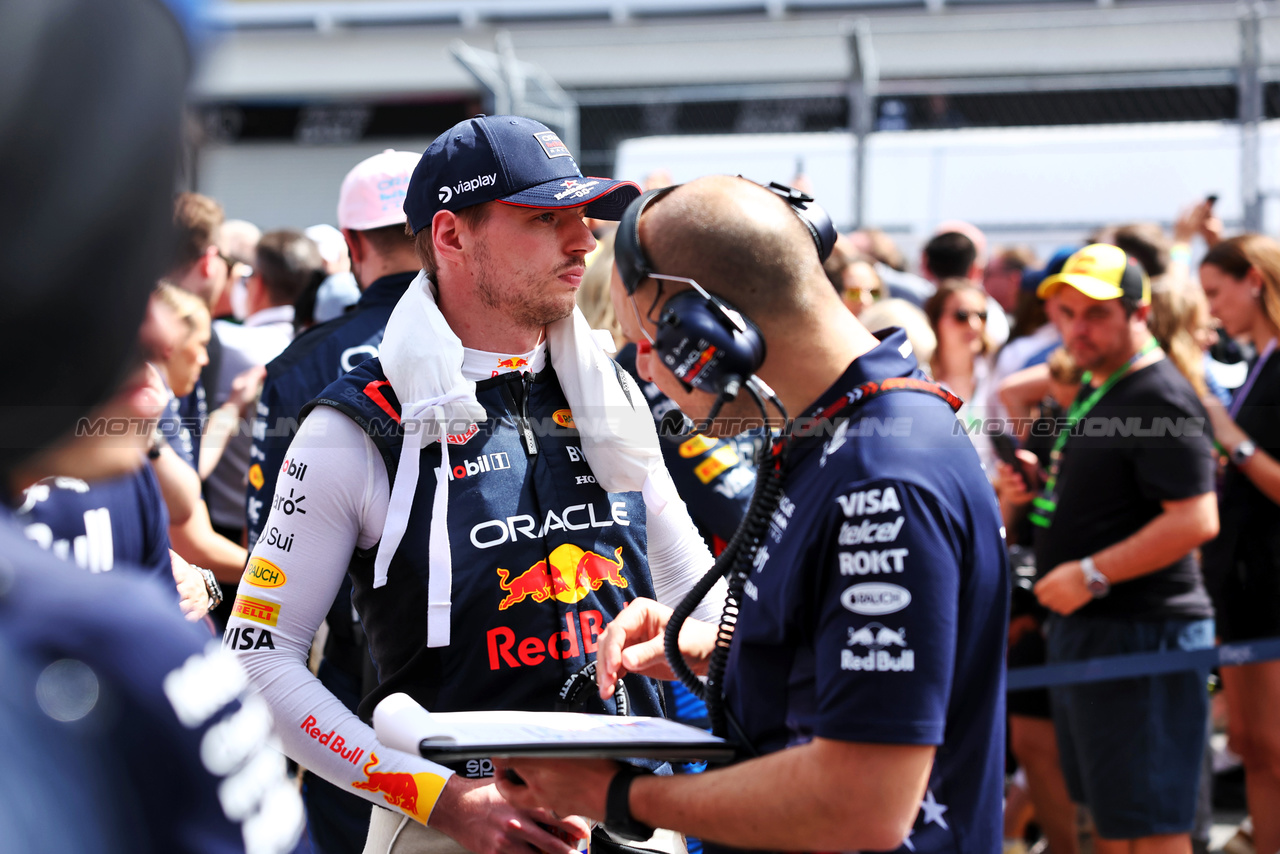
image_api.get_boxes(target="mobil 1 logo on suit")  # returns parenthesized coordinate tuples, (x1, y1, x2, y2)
(447, 452, 511, 481)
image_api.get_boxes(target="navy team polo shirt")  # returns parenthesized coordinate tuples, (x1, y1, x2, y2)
(714, 329, 1008, 854)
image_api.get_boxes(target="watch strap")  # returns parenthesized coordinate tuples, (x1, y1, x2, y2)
(1081, 556, 1110, 598)
(605, 765, 654, 842)
(196, 566, 223, 611)
(1232, 439, 1257, 466)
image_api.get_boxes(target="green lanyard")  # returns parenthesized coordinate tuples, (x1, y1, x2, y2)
(1029, 337, 1159, 529)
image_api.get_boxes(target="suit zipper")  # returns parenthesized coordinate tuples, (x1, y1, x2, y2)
(517, 372, 538, 457)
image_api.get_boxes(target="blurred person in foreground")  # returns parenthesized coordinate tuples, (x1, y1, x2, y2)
(1029, 245, 1218, 854)
(227, 115, 723, 854)
(0, 0, 304, 849)
(14, 291, 217, 622)
(496, 175, 1008, 854)
(1197, 235, 1280, 854)
(245, 148, 422, 854)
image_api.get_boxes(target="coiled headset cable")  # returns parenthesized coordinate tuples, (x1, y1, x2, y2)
(663, 378, 792, 757)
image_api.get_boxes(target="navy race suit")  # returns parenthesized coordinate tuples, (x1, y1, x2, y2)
(305, 357, 666, 728)
(247, 271, 414, 543)
(712, 329, 1009, 854)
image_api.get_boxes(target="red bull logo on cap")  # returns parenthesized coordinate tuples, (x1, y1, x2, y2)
(350, 752, 447, 821)
(496, 544, 628, 611)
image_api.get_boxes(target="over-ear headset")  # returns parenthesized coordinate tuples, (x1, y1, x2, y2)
(613, 179, 837, 399)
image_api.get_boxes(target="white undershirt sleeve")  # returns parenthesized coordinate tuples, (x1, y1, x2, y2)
(644, 475, 727, 625)
(226, 406, 451, 826)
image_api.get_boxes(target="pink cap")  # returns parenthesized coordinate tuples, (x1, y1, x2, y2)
(337, 149, 421, 231)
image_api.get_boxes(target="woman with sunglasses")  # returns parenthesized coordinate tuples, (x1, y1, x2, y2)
(925, 277, 997, 477)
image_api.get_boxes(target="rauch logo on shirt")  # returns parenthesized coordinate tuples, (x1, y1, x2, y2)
(840, 582, 911, 615)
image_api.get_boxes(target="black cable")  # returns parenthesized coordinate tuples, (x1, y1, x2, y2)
(663, 381, 793, 747)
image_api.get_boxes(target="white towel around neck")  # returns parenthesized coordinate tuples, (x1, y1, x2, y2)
(377, 271, 676, 647)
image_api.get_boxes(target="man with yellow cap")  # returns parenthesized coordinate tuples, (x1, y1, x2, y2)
(1030, 244, 1219, 854)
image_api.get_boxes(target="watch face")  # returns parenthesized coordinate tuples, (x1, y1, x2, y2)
(1087, 578, 1109, 596)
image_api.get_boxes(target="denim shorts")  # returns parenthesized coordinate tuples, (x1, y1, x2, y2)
(1046, 614, 1214, 840)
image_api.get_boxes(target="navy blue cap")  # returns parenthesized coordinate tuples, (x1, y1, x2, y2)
(404, 115, 640, 234)
(1021, 245, 1079, 294)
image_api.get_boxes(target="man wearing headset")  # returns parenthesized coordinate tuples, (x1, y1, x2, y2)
(225, 115, 723, 854)
(495, 175, 1009, 854)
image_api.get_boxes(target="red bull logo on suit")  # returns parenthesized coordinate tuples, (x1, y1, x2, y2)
(350, 752, 447, 821)
(496, 544, 628, 610)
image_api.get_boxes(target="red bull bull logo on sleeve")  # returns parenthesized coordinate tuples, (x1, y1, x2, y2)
(350, 752, 447, 821)
(496, 544, 627, 610)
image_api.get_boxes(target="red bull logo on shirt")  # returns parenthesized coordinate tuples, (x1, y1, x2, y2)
(496, 544, 628, 610)
(842, 622, 914, 672)
(487, 608, 606, 670)
(350, 752, 447, 821)
(495, 357, 528, 371)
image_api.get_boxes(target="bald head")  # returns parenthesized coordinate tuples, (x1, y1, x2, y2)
(639, 176, 829, 320)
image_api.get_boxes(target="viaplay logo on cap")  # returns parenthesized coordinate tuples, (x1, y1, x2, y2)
(438, 172, 499, 205)
(534, 131, 571, 160)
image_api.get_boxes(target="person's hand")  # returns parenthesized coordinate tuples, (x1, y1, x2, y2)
(1033, 561, 1091, 616)
(426, 775, 588, 854)
(493, 757, 619, 826)
(1201, 211, 1224, 247)
(1201, 393, 1248, 455)
(994, 449, 1040, 508)
(170, 549, 210, 621)
(1173, 199, 1212, 245)
(594, 598, 716, 699)
(228, 364, 267, 413)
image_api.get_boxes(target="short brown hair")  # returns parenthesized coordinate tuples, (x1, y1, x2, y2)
(255, 230, 326, 306)
(411, 204, 490, 276)
(171, 192, 223, 271)
(359, 222, 414, 256)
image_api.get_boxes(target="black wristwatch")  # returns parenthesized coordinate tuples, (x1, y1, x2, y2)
(605, 765, 654, 841)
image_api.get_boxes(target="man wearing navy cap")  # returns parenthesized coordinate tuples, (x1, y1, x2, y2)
(227, 116, 722, 853)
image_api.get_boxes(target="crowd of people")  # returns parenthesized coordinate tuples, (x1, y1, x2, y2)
(6, 3, 1280, 854)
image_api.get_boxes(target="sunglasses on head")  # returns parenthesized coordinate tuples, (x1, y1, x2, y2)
(953, 309, 988, 324)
